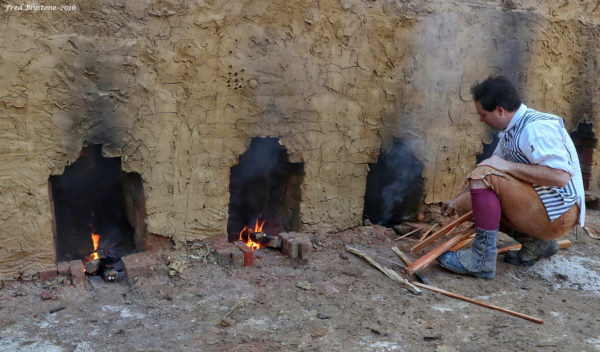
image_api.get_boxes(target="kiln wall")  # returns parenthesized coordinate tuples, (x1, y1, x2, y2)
(1, 0, 599, 278)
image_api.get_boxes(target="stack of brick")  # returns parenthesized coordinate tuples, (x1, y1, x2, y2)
(279, 232, 312, 259)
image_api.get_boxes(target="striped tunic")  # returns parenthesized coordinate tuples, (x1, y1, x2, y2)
(494, 104, 585, 225)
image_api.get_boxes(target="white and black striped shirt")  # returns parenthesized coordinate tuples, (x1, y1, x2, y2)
(494, 104, 585, 225)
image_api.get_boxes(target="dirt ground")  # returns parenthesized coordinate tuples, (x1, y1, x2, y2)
(1, 208, 600, 352)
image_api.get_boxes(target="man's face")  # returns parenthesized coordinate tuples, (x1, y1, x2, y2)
(475, 101, 505, 130)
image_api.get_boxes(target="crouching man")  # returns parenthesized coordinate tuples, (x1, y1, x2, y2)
(437, 75, 585, 279)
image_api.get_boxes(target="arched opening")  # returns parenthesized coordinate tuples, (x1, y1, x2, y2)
(570, 122, 597, 190)
(363, 140, 424, 225)
(227, 137, 304, 242)
(49, 145, 147, 263)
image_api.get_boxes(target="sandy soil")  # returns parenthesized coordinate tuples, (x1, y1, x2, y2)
(1, 209, 600, 352)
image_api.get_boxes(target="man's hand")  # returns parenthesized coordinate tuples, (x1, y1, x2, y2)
(441, 198, 457, 217)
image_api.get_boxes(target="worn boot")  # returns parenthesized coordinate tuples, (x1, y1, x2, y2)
(503, 230, 559, 267)
(436, 227, 498, 279)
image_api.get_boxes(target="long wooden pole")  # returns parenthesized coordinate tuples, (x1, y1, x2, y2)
(413, 282, 543, 324)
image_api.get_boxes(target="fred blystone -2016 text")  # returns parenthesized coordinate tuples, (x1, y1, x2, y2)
(5, 4, 77, 11)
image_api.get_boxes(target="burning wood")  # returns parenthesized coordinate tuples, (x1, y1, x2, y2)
(239, 217, 266, 250)
(258, 234, 282, 249)
(85, 259, 101, 275)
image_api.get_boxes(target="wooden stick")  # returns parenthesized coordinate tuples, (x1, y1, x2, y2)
(497, 239, 572, 254)
(413, 282, 543, 324)
(392, 246, 429, 284)
(411, 211, 473, 253)
(406, 226, 475, 274)
(346, 246, 421, 295)
(449, 234, 475, 251)
(417, 223, 439, 242)
(394, 227, 421, 241)
(583, 226, 600, 240)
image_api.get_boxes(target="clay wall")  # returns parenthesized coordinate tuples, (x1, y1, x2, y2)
(1, 0, 599, 278)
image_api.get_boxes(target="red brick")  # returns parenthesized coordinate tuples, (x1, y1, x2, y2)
(68, 260, 85, 287)
(144, 233, 172, 251)
(57, 261, 71, 277)
(121, 251, 167, 285)
(234, 241, 254, 266)
(39, 267, 58, 281)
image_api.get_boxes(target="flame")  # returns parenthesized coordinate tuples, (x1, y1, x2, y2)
(91, 232, 100, 260)
(239, 217, 266, 250)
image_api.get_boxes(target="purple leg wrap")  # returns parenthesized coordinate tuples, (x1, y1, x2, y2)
(470, 188, 501, 230)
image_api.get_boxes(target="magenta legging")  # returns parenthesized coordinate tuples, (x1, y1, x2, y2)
(470, 188, 501, 230)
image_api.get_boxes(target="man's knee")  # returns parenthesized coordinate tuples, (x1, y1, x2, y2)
(466, 165, 508, 191)
(469, 178, 487, 189)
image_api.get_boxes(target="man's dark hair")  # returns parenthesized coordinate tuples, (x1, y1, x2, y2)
(471, 75, 521, 112)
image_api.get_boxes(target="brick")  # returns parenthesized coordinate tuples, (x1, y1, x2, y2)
(39, 267, 58, 281)
(234, 241, 254, 266)
(297, 238, 312, 258)
(216, 248, 233, 267)
(283, 238, 299, 258)
(231, 248, 244, 268)
(278, 232, 303, 242)
(68, 260, 85, 287)
(144, 233, 172, 252)
(121, 251, 168, 285)
(57, 261, 71, 277)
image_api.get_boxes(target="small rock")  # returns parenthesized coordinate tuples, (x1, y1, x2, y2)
(168, 259, 187, 277)
(41, 290, 53, 300)
(296, 281, 312, 290)
(248, 79, 258, 89)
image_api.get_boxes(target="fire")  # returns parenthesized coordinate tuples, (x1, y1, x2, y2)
(239, 217, 265, 250)
(91, 232, 100, 260)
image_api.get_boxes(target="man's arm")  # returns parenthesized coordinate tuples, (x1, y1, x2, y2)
(478, 155, 571, 187)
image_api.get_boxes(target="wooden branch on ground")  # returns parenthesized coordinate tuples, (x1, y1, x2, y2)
(406, 226, 476, 274)
(417, 223, 439, 242)
(217, 299, 245, 327)
(394, 227, 421, 241)
(346, 245, 421, 295)
(392, 246, 429, 284)
(583, 226, 600, 240)
(413, 282, 543, 324)
(497, 239, 572, 254)
(411, 211, 473, 253)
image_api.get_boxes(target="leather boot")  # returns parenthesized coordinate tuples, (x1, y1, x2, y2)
(437, 227, 498, 279)
(503, 230, 559, 267)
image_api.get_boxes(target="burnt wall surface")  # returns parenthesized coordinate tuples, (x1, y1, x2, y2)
(2, 0, 600, 278)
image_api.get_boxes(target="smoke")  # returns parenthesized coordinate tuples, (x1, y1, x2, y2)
(363, 139, 424, 225)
